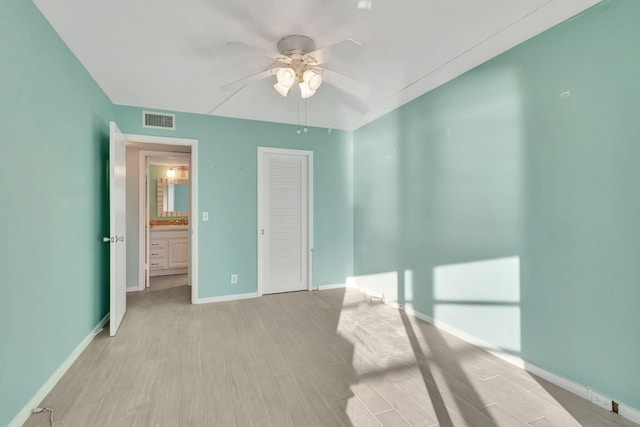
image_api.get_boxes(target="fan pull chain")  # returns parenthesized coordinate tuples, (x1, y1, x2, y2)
(296, 95, 301, 134)
(304, 98, 308, 133)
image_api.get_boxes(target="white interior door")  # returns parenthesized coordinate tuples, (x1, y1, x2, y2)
(258, 148, 312, 295)
(107, 121, 127, 336)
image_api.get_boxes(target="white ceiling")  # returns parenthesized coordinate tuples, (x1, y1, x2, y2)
(34, 0, 599, 131)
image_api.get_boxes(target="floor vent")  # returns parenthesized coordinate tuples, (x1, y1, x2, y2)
(143, 111, 175, 130)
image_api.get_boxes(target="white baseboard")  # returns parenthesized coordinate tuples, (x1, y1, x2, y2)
(195, 292, 258, 304)
(398, 304, 640, 426)
(619, 404, 640, 424)
(337, 283, 527, 369)
(314, 283, 347, 291)
(523, 361, 590, 400)
(9, 313, 110, 427)
(404, 305, 526, 369)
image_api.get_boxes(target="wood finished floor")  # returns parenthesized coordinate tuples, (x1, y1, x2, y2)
(24, 287, 637, 427)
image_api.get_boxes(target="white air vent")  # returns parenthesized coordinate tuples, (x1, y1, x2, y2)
(143, 111, 175, 130)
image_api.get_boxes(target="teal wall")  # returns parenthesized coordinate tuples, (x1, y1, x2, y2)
(353, 0, 640, 411)
(0, 1, 114, 425)
(114, 106, 354, 298)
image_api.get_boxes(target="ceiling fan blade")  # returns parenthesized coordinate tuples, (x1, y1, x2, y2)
(210, 61, 279, 114)
(221, 68, 275, 92)
(322, 69, 371, 98)
(208, 84, 245, 115)
(303, 39, 363, 65)
(226, 42, 290, 63)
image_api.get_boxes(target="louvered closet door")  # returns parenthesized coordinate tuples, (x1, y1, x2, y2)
(261, 151, 309, 294)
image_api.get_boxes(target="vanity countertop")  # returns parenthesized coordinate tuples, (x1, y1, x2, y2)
(149, 219, 188, 229)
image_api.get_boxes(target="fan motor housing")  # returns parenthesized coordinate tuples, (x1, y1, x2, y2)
(277, 35, 316, 56)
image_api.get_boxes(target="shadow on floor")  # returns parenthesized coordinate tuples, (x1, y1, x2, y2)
(23, 287, 639, 427)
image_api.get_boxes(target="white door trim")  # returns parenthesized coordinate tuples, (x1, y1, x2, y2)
(257, 146, 314, 297)
(126, 133, 199, 304)
(138, 151, 190, 291)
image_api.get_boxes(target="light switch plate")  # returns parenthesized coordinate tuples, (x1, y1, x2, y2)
(202, 212, 209, 221)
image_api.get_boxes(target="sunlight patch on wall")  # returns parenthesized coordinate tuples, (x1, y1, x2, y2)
(404, 269, 414, 306)
(433, 256, 521, 353)
(434, 256, 520, 302)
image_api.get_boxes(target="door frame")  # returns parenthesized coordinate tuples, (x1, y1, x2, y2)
(257, 147, 314, 297)
(138, 151, 191, 291)
(126, 133, 199, 304)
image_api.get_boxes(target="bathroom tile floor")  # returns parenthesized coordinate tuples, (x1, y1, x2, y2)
(147, 273, 189, 292)
(23, 286, 638, 427)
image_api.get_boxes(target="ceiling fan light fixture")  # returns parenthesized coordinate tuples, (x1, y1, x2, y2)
(275, 67, 295, 88)
(273, 82, 291, 97)
(299, 82, 316, 99)
(220, 36, 369, 112)
(303, 69, 323, 91)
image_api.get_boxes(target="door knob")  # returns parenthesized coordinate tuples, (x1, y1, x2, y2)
(103, 237, 114, 243)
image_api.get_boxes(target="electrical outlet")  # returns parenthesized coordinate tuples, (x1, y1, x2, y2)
(230, 274, 238, 284)
(590, 390, 612, 411)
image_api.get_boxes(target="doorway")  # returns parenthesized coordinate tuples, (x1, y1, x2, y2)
(146, 154, 190, 292)
(257, 147, 313, 296)
(124, 134, 199, 304)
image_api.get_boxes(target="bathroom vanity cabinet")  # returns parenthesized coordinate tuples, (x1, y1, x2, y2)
(149, 228, 189, 276)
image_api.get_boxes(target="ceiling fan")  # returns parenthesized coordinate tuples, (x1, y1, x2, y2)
(218, 35, 371, 104)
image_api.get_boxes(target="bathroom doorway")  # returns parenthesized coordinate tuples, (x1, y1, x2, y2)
(123, 134, 198, 304)
(145, 155, 190, 292)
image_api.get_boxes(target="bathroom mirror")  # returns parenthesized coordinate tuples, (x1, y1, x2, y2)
(157, 178, 189, 217)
